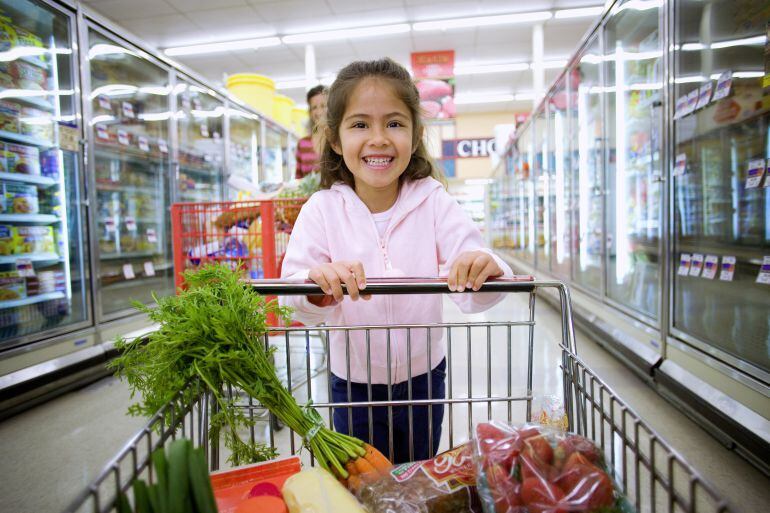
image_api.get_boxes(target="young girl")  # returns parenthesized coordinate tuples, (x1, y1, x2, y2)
(280, 58, 513, 463)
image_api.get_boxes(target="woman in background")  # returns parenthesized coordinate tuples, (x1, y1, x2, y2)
(295, 84, 327, 178)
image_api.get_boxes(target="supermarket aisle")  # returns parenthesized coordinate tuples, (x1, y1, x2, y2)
(1, 290, 768, 513)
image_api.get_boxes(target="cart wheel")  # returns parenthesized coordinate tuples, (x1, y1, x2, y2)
(271, 414, 284, 432)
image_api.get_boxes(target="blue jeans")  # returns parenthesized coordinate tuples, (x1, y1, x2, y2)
(330, 358, 446, 464)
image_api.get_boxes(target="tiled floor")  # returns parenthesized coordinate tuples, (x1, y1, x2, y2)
(1, 291, 767, 513)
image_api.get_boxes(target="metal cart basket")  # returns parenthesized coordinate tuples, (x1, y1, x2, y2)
(65, 280, 735, 513)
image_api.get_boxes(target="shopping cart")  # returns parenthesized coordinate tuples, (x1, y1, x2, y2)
(65, 280, 735, 513)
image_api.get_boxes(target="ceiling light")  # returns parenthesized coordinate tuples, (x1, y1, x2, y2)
(413, 11, 552, 31)
(282, 24, 410, 44)
(554, 6, 604, 19)
(710, 35, 765, 49)
(454, 62, 530, 75)
(164, 37, 281, 57)
(454, 93, 514, 105)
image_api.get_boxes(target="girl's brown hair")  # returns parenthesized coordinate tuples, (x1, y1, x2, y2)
(318, 58, 443, 189)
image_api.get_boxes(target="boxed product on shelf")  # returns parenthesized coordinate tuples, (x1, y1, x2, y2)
(38, 187, 62, 216)
(7, 60, 48, 90)
(0, 62, 13, 89)
(0, 14, 16, 52)
(40, 148, 59, 179)
(20, 107, 53, 142)
(3, 143, 41, 175)
(13, 226, 56, 254)
(4, 182, 39, 213)
(26, 270, 65, 296)
(0, 271, 26, 301)
(0, 224, 14, 255)
(0, 100, 19, 132)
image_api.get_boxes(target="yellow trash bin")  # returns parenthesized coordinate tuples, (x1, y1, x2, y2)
(272, 94, 294, 128)
(226, 74, 275, 116)
(291, 105, 309, 136)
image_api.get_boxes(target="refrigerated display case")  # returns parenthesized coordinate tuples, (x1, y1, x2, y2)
(0, 0, 89, 347)
(174, 79, 224, 203)
(533, 107, 548, 269)
(570, 35, 605, 294)
(225, 105, 261, 200)
(86, 27, 174, 318)
(671, 0, 770, 376)
(263, 122, 286, 184)
(548, 76, 571, 278)
(603, 1, 663, 321)
(513, 122, 535, 264)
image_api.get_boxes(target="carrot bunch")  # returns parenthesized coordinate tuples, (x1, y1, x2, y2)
(338, 443, 393, 492)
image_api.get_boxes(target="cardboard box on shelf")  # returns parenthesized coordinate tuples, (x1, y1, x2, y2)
(4, 182, 39, 213)
(0, 100, 19, 133)
(13, 226, 56, 254)
(3, 143, 41, 175)
(0, 271, 26, 301)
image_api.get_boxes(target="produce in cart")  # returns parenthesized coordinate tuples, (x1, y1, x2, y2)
(109, 264, 391, 478)
(275, 172, 319, 226)
(474, 421, 634, 513)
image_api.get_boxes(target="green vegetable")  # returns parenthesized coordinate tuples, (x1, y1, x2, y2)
(110, 263, 365, 476)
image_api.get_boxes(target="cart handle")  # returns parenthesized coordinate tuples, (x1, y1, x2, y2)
(245, 276, 555, 295)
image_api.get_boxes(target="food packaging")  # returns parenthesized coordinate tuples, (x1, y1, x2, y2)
(20, 106, 53, 142)
(474, 422, 630, 513)
(13, 226, 56, 254)
(0, 224, 14, 255)
(211, 456, 300, 513)
(0, 100, 19, 133)
(40, 149, 59, 179)
(4, 143, 41, 175)
(356, 443, 482, 513)
(282, 467, 366, 513)
(7, 60, 47, 90)
(0, 271, 26, 301)
(4, 182, 39, 213)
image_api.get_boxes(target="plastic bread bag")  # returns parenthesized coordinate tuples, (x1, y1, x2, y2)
(355, 443, 483, 513)
(474, 421, 636, 513)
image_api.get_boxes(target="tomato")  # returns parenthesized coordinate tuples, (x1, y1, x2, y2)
(519, 454, 551, 481)
(553, 435, 602, 468)
(520, 477, 565, 513)
(557, 464, 615, 510)
(523, 435, 554, 465)
(562, 451, 592, 471)
(485, 463, 521, 513)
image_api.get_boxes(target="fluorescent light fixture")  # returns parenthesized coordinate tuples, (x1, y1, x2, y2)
(674, 75, 707, 84)
(282, 24, 410, 44)
(454, 93, 514, 105)
(710, 35, 765, 49)
(276, 78, 308, 90)
(413, 11, 552, 31)
(680, 42, 706, 51)
(554, 6, 604, 19)
(541, 59, 568, 69)
(454, 62, 529, 75)
(164, 37, 281, 56)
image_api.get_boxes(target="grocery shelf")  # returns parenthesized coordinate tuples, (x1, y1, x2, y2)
(0, 253, 61, 264)
(94, 148, 167, 166)
(179, 164, 219, 176)
(96, 183, 157, 195)
(0, 291, 65, 310)
(0, 214, 61, 224)
(100, 250, 157, 260)
(0, 130, 55, 148)
(0, 172, 58, 187)
(1, 94, 56, 111)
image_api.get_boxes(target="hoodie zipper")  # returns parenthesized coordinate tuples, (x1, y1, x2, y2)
(367, 213, 398, 381)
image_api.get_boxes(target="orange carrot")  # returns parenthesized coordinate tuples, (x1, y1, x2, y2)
(354, 456, 377, 477)
(345, 460, 358, 477)
(347, 474, 363, 492)
(363, 443, 392, 475)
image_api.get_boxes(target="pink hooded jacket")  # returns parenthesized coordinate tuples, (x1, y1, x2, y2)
(279, 177, 513, 384)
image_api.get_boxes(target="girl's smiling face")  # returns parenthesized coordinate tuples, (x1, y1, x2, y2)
(331, 77, 415, 212)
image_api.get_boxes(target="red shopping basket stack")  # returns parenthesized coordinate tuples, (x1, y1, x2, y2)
(171, 198, 306, 325)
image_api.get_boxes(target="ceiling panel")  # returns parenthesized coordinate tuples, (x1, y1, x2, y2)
(165, 0, 248, 10)
(185, 6, 267, 32)
(475, 26, 532, 47)
(250, 1, 335, 24)
(327, 0, 406, 14)
(119, 15, 201, 47)
(81, 0, 176, 21)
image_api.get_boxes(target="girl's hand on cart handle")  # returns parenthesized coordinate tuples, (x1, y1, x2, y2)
(447, 251, 504, 292)
(308, 261, 371, 305)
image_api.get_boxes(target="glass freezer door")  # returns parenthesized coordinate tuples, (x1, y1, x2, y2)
(0, 0, 89, 347)
(513, 123, 534, 265)
(533, 107, 548, 269)
(263, 124, 284, 185)
(87, 29, 174, 317)
(603, 0, 664, 321)
(174, 80, 224, 203)
(570, 36, 604, 294)
(548, 77, 571, 278)
(672, 0, 770, 376)
(226, 106, 260, 200)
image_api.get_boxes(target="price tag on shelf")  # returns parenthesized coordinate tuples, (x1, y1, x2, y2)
(137, 136, 149, 152)
(146, 228, 157, 243)
(105, 217, 116, 233)
(143, 261, 156, 277)
(123, 263, 136, 280)
(125, 216, 137, 231)
(59, 123, 79, 152)
(695, 82, 713, 110)
(673, 95, 687, 120)
(673, 153, 687, 176)
(122, 101, 135, 119)
(98, 95, 111, 111)
(719, 255, 736, 281)
(117, 129, 130, 146)
(677, 253, 691, 276)
(712, 71, 733, 101)
(756, 256, 770, 285)
(684, 89, 699, 116)
(689, 253, 704, 277)
(96, 125, 109, 140)
(16, 259, 35, 278)
(745, 158, 766, 189)
(200, 123, 209, 138)
(702, 255, 719, 280)
(158, 139, 168, 153)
